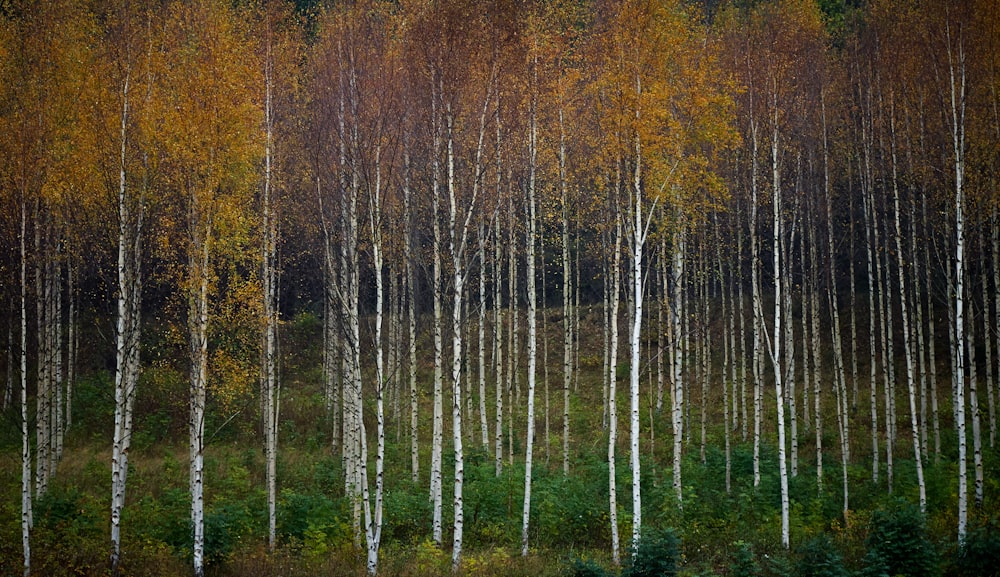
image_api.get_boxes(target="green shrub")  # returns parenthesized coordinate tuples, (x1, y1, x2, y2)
(796, 535, 848, 577)
(565, 555, 608, 577)
(277, 488, 350, 549)
(863, 503, 939, 577)
(623, 527, 679, 577)
(383, 483, 432, 544)
(730, 541, 760, 577)
(955, 524, 1000, 577)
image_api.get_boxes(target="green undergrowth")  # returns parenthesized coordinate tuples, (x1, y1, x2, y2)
(2, 310, 1000, 575)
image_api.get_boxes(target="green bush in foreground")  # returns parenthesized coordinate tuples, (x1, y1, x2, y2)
(862, 503, 939, 577)
(623, 527, 680, 577)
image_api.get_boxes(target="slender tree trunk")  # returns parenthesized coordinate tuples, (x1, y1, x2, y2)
(862, 154, 880, 484)
(430, 80, 444, 547)
(21, 201, 32, 577)
(671, 226, 686, 506)
(111, 69, 144, 575)
(823, 96, 849, 514)
(35, 203, 49, 500)
(508, 189, 518, 466)
(925, 193, 941, 461)
(737, 206, 748, 442)
(494, 211, 505, 476)
(770, 123, 790, 551)
(946, 23, 968, 543)
(968, 303, 983, 508)
(522, 81, 538, 557)
(890, 105, 926, 510)
(608, 214, 623, 566)
(542, 235, 549, 466)
(749, 115, 762, 489)
(189, 222, 211, 577)
(849, 171, 859, 413)
(911, 184, 930, 459)
(404, 146, 419, 484)
(715, 216, 732, 494)
(261, 44, 280, 552)
(560, 107, 572, 476)
(53, 250, 63, 466)
(785, 207, 797, 479)
(478, 224, 490, 454)
(809, 195, 824, 495)
(363, 145, 386, 575)
(629, 121, 646, 550)
(66, 255, 75, 434)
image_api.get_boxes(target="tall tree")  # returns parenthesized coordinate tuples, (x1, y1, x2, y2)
(156, 3, 260, 573)
(100, 3, 150, 571)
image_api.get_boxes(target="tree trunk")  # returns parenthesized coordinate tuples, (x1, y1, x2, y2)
(404, 146, 419, 484)
(521, 88, 538, 555)
(749, 114, 762, 489)
(430, 80, 444, 547)
(262, 44, 280, 552)
(560, 107, 572, 476)
(35, 203, 49, 499)
(478, 224, 490, 454)
(629, 123, 645, 550)
(21, 201, 32, 577)
(770, 124, 790, 551)
(608, 213, 623, 566)
(946, 23, 968, 543)
(363, 145, 386, 575)
(889, 106, 926, 510)
(671, 227, 686, 506)
(111, 69, 144, 575)
(823, 97, 849, 515)
(494, 210, 505, 476)
(189, 223, 210, 577)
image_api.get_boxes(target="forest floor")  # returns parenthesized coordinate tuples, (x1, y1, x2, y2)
(2, 305, 999, 576)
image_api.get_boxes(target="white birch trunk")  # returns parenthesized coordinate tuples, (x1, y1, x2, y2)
(189, 225, 210, 577)
(770, 126, 790, 551)
(66, 256, 76, 434)
(430, 80, 444, 547)
(363, 146, 386, 575)
(749, 116, 762, 489)
(53, 251, 63, 466)
(35, 206, 49, 499)
(715, 216, 732, 494)
(478, 224, 490, 453)
(404, 146, 419, 484)
(521, 88, 538, 555)
(862, 156, 880, 484)
(629, 126, 644, 551)
(111, 67, 145, 575)
(924, 194, 941, 460)
(21, 202, 32, 577)
(560, 107, 572, 476)
(889, 107, 926, 510)
(671, 227, 685, 506)
(608, 215, 623, 566)
(261, 38, 280, 552)
(822, 98, 849, 514)
(946, 22, 968, 543)
(494, 211, 505, 476)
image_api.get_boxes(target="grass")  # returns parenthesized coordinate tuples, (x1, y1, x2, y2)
(2, 304, 999, 576)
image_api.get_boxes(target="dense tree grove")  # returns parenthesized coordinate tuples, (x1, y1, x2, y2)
(1, 0, 999, 575)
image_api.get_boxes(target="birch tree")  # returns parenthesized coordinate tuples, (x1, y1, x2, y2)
(157, 4, 260, 573)
(101, 4, 149, 571)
